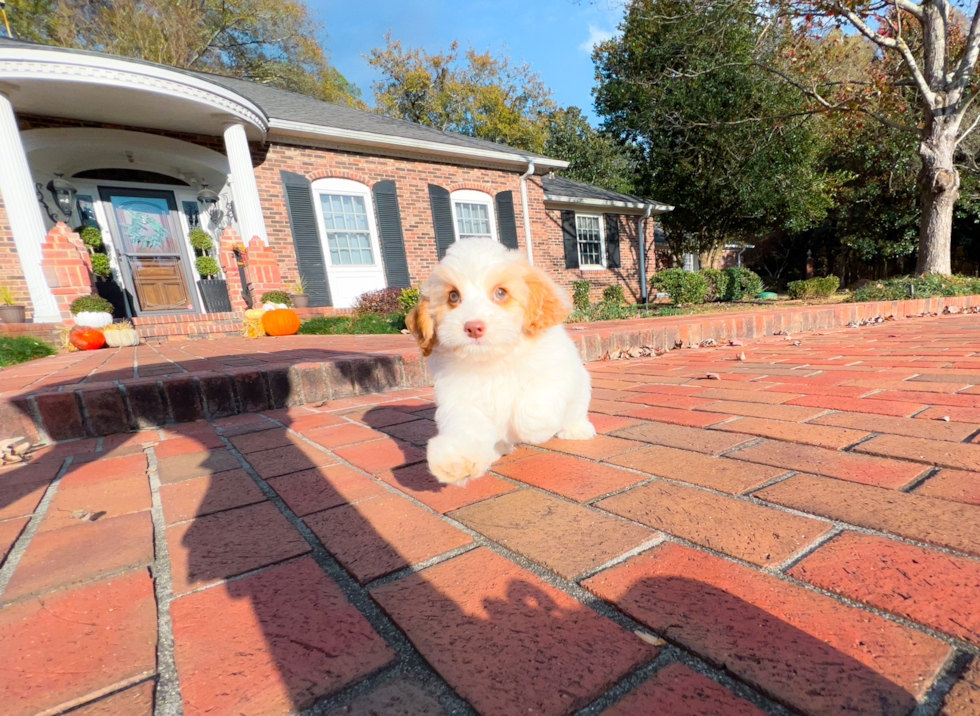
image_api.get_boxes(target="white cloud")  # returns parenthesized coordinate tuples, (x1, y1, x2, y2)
(578, 24, 615, 52)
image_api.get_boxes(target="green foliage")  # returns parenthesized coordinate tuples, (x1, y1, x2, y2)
(571, 280, 592, 311)
(368, 33, 555, 152)
(69, 294, 113, 314)
(698, 268, 729, 302)
(353, 287, 403, 316)
(594, 0, 842, 260)
(543, 107, 634, 194)
(188, 228, 213, 253)
(650, 268, 707, 304)
(0, 336, 56, 367)
(260, 290, 291, 306)
(0, 286, 15, 305)
(297, 313, 403, 335)
(721, 267, 764, 301)
(787, 275, 839, 300)
(852, 275, 980, 302)
(288, 276, 309, 295)
(195, 256, 220, 279)
(90, 253, 111, 278)
(78, 226, 103, 250)
(398, 286, 421, 312)
(601, 284, 627, 304)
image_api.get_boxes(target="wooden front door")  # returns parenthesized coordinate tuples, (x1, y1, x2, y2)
(99, 188, 197, 315)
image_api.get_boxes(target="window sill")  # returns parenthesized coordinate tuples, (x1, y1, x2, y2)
(579, 265, 607, 272)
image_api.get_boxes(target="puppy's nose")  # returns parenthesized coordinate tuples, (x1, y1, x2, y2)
(464, 320, 486, 339)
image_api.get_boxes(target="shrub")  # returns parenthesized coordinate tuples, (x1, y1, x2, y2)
(698, 268, 729, 302)
(90, 253, 111, 278)
(0, 285, 15, 305)
(353, 287, 402, 316)
(650, 268, 707, 304)
(0, 336, 56, 367)
(571, 280, 591, 311)
(397, 286, 421, 312)
(188, 228, 213, 253)
(78, 226, 103, 250)
(815, 275, 840, 296)
(601, 284, 626, 304)
(786, 279, 815, 300)
(260, 290, 291, 307)
(195, 256, 220, 279)
(853, 274, 980, 302)
(722, 266, 764, 301)
(69, 294, 113, 314)
(297, 313, 402, 335)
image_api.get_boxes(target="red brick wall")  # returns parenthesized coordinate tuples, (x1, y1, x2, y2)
(0, 194, 32, 320)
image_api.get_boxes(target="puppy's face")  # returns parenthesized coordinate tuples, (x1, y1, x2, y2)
(406, 238, 570, 358)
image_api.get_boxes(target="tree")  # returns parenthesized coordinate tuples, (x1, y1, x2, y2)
(542, 107, 635, 193)
(367, 33, 555, 152)
(594, 0, 843, 263)
(6, 0, 361, 106)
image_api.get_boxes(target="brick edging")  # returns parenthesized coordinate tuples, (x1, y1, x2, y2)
(5, 294, 978, 442)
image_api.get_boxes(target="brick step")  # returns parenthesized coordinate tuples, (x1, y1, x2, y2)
(2, 293, 979, 443)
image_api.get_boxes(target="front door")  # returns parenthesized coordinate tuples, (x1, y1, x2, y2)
(99, 187, 197, 315)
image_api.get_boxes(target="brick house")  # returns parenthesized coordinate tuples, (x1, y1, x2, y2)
(0, 37, 672, 338)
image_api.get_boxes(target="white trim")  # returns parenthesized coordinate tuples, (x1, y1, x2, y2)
(0, 48, 268, 132)
(270, 118, 568, 172)
(450, 189, 497, 242)
(544, 194, 674, 212)
(575, 212, 606, 270)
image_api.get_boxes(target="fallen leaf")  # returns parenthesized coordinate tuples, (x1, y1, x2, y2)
(634, 630, 666, 646)
(738, 352, 746, 361)
(705, 373, 721, 380)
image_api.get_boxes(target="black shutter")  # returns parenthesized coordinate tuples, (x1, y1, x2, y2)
(372, 180, 411, 288)
(605, 214, 621, 268)
(428, 184, 455, 259)
(495, 191, 519, 250)
(561, 210, 579, 269)
(280, 171, 331, 307)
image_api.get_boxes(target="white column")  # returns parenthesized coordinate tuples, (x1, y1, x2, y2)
(222, 122, 268, 244)
(0, 90, 61, 323)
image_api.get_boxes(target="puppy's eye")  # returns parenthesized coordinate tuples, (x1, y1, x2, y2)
(448, 290, 460, 304)
(493, 287, 508, 301)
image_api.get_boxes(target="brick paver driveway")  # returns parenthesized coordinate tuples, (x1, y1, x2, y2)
(1, 313, 979, 716)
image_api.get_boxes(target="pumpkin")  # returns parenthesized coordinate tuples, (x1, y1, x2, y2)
(244, 308, 265, 320)
(103, 327, 140, 347)
(261, 308, 300, 336)
(69, 326, 105, 351)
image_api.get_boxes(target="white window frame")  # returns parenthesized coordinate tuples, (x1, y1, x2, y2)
(312, 177, 380, 268)
(575, 212, 606, 270)
(450, 189, 498, 242)
(682, 252, 700, 272)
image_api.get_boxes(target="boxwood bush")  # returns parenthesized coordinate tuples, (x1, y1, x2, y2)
(787, 275, 840, 300)
(297, 313, 403, 335)
(698, 268, 729, 302)
(650, 268, 708, 304)
(260, 290, 292, 306)
(853, 274, 980, 301)
(722, 266, 764, 301)
(69, 294, 113, 314)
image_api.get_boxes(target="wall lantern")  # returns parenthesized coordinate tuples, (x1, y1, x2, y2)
(196, 182, 220, 209)
(35, 172, 78, 223)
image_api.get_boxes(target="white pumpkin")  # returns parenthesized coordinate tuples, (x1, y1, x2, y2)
(262, 301, 289, 310)
(103, 328, 140, 347)
(73, 311, 113, 328)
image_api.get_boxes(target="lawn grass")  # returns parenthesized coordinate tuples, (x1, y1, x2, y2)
(0, 336, 56, 367)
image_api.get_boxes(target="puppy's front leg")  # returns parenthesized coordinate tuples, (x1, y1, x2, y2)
(428, 407, 499, 485)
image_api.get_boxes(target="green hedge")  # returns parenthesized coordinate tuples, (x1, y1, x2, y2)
(571, 280, 591, 311)
(698, 268, 729, 302)
(0, 336, 56, 367)
(722, 266, 764, 301)
(650, 268, 708, 304)
(297, 313, 403, 335)
(787, 275, 840, 300)
(853, 275, 980, 302)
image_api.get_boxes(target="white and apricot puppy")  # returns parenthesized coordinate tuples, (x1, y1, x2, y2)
(406, 238, 595, 484)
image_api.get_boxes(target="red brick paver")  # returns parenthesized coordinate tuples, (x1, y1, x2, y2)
(601, 663, 766, 716)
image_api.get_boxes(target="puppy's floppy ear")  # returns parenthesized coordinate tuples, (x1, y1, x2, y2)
(523, 266, 571, 335)
(406, 297, 437, 356)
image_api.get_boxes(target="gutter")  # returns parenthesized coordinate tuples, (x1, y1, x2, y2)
(639, 204, 653, 303)
(543, 194, 674, 212)
(519, 160, 535, 263)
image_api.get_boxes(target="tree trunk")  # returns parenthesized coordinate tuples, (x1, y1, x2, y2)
(915, 132, 959, 275)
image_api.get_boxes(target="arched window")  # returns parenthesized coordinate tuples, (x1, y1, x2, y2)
(312, 178, 378, 266)
(450, 189, 497, 242)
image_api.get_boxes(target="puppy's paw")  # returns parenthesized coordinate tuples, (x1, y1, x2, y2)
(427, 435, 493, 485)
(557, 420, 596, 441)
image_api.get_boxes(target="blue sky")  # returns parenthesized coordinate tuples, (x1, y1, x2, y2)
(310, 0, 626, 123)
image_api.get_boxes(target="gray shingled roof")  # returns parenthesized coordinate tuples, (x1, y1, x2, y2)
(542, 175, 669, 208)
(0, 36, 555, 161)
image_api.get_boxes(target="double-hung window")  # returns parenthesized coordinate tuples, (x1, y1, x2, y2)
(318, 193, 374, 265)
(575, 213, 605, 269)
(450, 189, 497, 242)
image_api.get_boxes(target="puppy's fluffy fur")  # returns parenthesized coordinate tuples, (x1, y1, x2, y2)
(406, 238, 595, 484)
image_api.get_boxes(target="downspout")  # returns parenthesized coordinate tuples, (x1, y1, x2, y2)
(639, 204, 653, 304)
(736, 246, 747, 268)
(519, 160, 535, 264)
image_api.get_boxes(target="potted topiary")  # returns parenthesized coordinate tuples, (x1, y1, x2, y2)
(189, 228, 231, 313)
(0, 286, 26, 324)
(288, 276, 309, 308)
(70, 294, 114, 328)
(260, 290, 292, 310)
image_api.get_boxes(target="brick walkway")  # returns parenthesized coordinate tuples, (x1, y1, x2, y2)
(2, 313, 980, 716)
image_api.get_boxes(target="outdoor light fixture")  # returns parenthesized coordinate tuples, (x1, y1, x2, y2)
(35, 172, 78, 223)
(196, 182, 235, 229)
(196, 182, 220, 210)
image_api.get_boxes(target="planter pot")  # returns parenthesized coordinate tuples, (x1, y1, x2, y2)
(73, 311, 113, 328)
(290, 293, 309, 308)
(199, 279, 232, 313)
(0, 305, 26, 324)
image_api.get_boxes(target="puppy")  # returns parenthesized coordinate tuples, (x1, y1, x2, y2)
(406, 238, 595, 484)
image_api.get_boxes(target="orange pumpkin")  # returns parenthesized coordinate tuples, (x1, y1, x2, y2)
(261, 308, 300, 336)
(69, 326, 105, 351)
